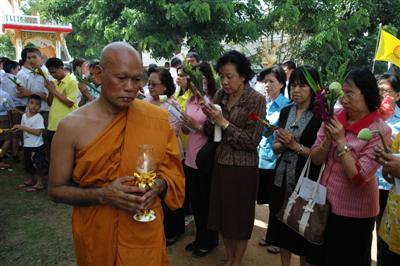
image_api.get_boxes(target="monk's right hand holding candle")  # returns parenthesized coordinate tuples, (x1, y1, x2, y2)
(101, 176, 148, 213)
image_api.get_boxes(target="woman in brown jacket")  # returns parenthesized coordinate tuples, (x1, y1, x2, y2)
(202, 50, 266, 266)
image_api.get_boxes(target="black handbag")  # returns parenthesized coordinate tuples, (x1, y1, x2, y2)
(195, 140, 219, 175)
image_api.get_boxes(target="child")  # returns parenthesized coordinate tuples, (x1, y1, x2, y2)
(13, 94, 48, 192)
(0, 87, 15, 168)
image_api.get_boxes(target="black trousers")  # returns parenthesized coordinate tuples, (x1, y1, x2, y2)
(162, 202, 185, 239)
(324, 212, 375, 266)
(162, 159, 186, 239)
(185, 165, 218, 249)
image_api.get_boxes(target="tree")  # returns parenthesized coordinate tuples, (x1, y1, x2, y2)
(38, 0, 268, 60)
(263, 0, 400, 73)
(0, 34, 16, 59)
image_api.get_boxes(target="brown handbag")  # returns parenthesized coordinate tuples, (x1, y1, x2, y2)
(276, 158, 330, 245)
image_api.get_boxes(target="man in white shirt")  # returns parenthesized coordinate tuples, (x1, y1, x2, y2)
(282, 60, 296, 98)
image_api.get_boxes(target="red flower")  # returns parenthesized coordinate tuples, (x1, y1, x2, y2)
(248, 112, 259, 121)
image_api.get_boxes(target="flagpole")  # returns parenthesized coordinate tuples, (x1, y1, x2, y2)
(372, 23, 383, 73)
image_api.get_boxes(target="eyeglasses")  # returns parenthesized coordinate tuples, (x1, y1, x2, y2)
(380, 88, 394, 94)
(340, 91, 360, 100)
(148, 82, 162, 88)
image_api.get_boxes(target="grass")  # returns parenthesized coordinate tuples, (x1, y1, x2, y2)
(0, 165, 75, 266)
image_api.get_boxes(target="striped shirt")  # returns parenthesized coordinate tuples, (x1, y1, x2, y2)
(312, 110, 391, 218)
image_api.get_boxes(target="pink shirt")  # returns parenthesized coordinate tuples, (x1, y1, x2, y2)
(184, 96, 211, 169)
(312, 110, 391, 218)
(145, 97, 184, 158)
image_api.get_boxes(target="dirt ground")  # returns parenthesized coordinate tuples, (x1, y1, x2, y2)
(169, 204, 377, 266)
(0, 166, 377, 266)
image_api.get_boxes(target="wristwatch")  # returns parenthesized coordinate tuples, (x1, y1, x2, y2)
(337, 144, 350, 157)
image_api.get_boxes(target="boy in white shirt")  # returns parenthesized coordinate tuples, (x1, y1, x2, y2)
(13, 94, 48, 192)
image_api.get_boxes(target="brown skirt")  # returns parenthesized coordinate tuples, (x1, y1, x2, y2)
(208, 163, 259, 240)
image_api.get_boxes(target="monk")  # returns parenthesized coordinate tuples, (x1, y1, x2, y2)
(48, 42, 185, 266)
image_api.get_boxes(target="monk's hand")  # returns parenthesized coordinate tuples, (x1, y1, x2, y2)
(101, 176, 147, 213)
(141, 177, 167, 209)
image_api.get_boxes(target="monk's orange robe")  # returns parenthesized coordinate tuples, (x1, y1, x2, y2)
(71, 100, 185, 265)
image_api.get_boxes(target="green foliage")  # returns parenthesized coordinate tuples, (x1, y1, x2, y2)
(265, 0, 400, 74)
(38, 0, 267, 60)
(0, 35, 16, 59)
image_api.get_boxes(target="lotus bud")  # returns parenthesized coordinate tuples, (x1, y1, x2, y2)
(357, 128, 373, 141)
(159, 95, 168, 103)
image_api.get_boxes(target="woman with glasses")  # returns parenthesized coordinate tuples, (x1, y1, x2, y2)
(265, 65, 322, 266)
(310, 69, 392, 266)
(375, 73, 400, 265)
(145, 67, 185, 246)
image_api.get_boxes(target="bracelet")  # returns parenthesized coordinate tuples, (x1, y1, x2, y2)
(296, 144, 304, 155)
(222, 121, 230, 130)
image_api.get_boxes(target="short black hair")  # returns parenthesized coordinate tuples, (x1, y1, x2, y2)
(147, 64, 158, 76)
(28, 94, 42, 103)
(45, 57, 64, 69)
(195, 62, 217, 98)
(171, 57, 182, 68)
(149, 67, 176, 98)
(187, 52, 200, 63)
(0, 57, 10, 64)
(378, 73, 400, 93)
(345, 68, 381, 112)
(71, 58, 86, 72)
(89, 60, 99, 69)
(164, 62, 170, 67)
(289, 65, 320, 109)
(258, 65, 286, 94)
(215, 50, 254, 84)
(3, 60, 19, 73)
(283, 60, 296, 70)
(21, 47, 41, 64)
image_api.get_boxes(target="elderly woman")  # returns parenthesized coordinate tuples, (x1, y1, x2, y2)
(180, 62, 219, 257)
(374, 133, 400, 266)
(201, 50, 266, 266)
(265, 66, 322, 266)
(310, 68, 392, 266)
(375, 73, 400, 264)
(256, 65, 290, 253)
(145, 67, 185, 245)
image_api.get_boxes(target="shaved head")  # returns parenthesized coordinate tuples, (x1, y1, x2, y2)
(96, 42, 145, 111)
(100, 42, 142, 69)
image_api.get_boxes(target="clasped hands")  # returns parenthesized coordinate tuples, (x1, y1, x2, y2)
(200, 100, 228, 127)
(101, 176, 166, 213)
(373, 146, 400, 180)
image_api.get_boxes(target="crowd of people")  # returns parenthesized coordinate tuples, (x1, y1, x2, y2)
(1, 42, 400, 266)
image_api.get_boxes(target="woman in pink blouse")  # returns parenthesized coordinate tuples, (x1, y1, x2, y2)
(310, 68, 391, 266)
(180, 62, 219, 257)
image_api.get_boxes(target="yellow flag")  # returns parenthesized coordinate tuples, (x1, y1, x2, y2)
(375, 29, 400, 67)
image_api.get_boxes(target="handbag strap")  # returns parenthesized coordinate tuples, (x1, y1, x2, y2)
(310, 162, 326, 199)
(293, 157, 312, 194)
